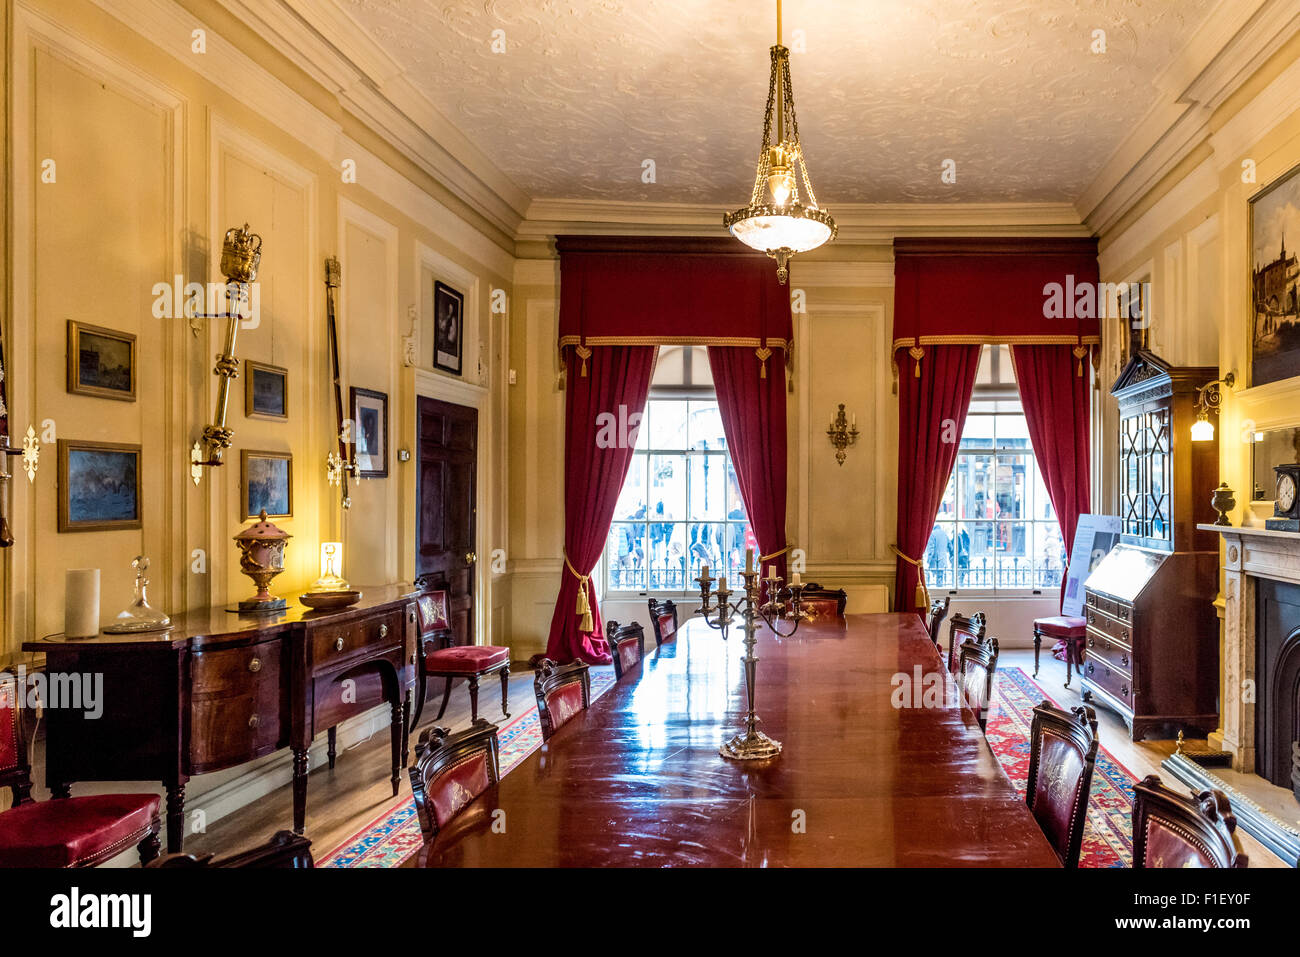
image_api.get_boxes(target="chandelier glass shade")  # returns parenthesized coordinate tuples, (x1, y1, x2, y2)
(725, 6, 836, 284)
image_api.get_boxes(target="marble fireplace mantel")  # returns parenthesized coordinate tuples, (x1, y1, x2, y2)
(1200, 523, 1300, 774)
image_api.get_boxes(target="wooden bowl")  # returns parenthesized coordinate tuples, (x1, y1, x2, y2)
(300, 589, 362, 611)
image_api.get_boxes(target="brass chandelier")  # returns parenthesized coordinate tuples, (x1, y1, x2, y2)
(724, 0, 836, 283)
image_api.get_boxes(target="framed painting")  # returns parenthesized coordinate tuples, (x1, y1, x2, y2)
(57, 440, 142, 532)
(1250, 162, 1300, 387)
(433, 280, 463, 376)
(241, 449, 292, 519)
(350, 387, 389, 478)
(67, 321, 136, 401)
(245, 360, 288, 420)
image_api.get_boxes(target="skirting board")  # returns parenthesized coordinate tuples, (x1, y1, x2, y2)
(1161, 751, 1300, 868)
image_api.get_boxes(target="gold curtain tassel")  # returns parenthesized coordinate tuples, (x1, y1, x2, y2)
(890, 544, 929, 611)
(1073, 345, 1088, 377)
(565, 553, 594, 634)
(575, 345, 592, 377)
(755, 346, 772, 379)
(908, 346, 924, 378)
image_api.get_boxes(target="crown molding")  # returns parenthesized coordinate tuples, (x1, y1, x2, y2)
(214, 0, 529, 238)
(517, 199, 1089, 244)
(1080, 0, 1300, 237)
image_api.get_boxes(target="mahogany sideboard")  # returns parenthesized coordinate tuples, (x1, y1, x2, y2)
(23, 584, 419, 852)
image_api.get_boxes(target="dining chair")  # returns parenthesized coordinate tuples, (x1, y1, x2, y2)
(927, 596, 951, 649)
(796, 582, 848, 622)
(648, 598, 678, 647)
(0, 669, 163, 868)
(947, 611, 987, 672)
(1132, 774, 1248, 868)
(533, 658, 592, 741)
(411, 582, 510, 729)
(605, 620, 646, 680)
(956, 634, 999, 733)
(1032, 614, 1087, 681)
(407, 719, 500, 842)
(1025, 701, 1098, 868)
(150, 830, 314, 868)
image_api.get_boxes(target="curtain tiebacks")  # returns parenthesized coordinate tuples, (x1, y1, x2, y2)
(890, 544, 929, 611)
(564, 553, 595, 634)
(758, 543, 794, 566)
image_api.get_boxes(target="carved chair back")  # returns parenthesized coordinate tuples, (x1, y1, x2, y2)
(1026, 701, 1099, 868)
(0, 670, 36, 805)
(414, 580, 453, 654)
(533, 658, 592, 741)
(947, 611, 987, 671)
(1132, 774, 1248, 868)
(927, 596, 951, 648)
(648, 598, 678, 647)
(605, 620, 646, 680)
(407, 718, 500, 842)
(956, 634, 999, 733)
(797, 583, 848, 622)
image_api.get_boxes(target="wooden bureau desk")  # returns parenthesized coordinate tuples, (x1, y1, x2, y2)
(23, 584, 419, 852)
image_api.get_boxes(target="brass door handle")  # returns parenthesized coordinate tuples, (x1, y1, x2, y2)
(466, 552, 477, 565)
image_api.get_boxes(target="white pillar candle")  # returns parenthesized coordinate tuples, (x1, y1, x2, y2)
(767, 565, 779, 582)
(65, 568, 101, 638)
(745, 548, 753, 574)
(791, 572, 802, 586)
(700, 564, 710, 582)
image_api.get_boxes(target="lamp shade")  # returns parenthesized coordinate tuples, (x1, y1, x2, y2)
(1191, 417, 1215, 442)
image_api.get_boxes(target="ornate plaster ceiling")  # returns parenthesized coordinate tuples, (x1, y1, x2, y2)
(337, 0, 1216, 205)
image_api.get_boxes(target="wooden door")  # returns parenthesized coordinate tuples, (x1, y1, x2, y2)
(416, 397, 477, 647)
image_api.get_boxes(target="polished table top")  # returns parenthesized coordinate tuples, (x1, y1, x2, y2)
(409, 612, 1060, 867)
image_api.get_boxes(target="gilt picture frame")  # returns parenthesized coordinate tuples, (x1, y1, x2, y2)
(67, 321, 136, 401)
(57, 439, 142, 532)
(1249, 161, 1300, 387)
(245, 360, 289, 420)
(241, 449, 293, 519)
(350, 387, 389, 478)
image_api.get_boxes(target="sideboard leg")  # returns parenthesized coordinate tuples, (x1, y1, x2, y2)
(389, 698, 403, 796)
(401, 691, 411, 768)
(327, 726, 337, 770)
(165, 783, 186, 853)
(291, 748, 309, 834)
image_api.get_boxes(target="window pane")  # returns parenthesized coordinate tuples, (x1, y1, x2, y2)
(1033, 522, 1067, 589)
(613, 453, 648, 521)
(688, 400, 726, 450)
(686, 522, 726, 580)
(646, 523, 688, 591)
(924, 522, 956, 590)
(936, 471, 956, 521)
(607, 523, 646, 590)
(961, 521, 993, 588)
(962, 414, 995, 445)
(688, 452, 725, 521)
(647, 400, 686, 449)
(994, 520, 1029, 588)
(725, 459, 748, 521)
(994, 454, 1026, 519)
(725, 522, 757, 577)
(958, 454, 994, 519)
(1030, 460, 1056, 522)
(648, 454, 685, 521)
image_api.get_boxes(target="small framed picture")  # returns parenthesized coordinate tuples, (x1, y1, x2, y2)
(57, 440, 142, 532)
(350, 387, 389, 478)
(241, 450, 292, 519)
(245, 360, 288, 420)
(1250, 161, 1300, 387)
(67, 321, 136, 401)
(433, 280, 463, 376)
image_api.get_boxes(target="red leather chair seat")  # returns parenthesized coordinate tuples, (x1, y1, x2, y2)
(425, 645, 509, 674)
(1034, 616, 1086, 638)
(0, 793, 161, 868)
(657, 614, 676, 638)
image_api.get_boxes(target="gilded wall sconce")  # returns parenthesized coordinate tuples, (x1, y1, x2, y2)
(826, 403, 858, 466)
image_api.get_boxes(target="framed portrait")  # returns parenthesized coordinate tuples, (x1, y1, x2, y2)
(433, 280, 463, 376)
(67, 321, 136, 401)
(350, 387, 389, 478)
(1250, 161, 1300, 387)
(57, 440, 142, 532)
(245, 360, 288, 420)
(241, 450, 292, 519)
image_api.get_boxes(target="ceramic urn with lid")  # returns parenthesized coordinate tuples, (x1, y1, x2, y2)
(233, 509, 291, 612)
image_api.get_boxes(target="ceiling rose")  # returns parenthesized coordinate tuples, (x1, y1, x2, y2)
(724, 0, 836, 283)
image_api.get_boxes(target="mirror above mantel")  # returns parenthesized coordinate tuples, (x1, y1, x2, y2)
(1250, 425, 1300, 504)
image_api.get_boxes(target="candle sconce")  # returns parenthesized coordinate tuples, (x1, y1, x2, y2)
(826, 403, 859, 466)
(694, 554, 809, 761)
(191, 224, 262, 481)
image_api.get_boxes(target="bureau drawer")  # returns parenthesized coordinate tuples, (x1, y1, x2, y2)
(1085, 607, 1133, 644)
(1085, 591, 1133, 623)
(1085, 627, 1132, 675)
(189, 639, 286, 772)
(1084, 658, 1134, 712)
(310, 608, 404, 667)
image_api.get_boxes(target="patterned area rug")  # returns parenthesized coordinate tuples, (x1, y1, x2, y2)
(987, 666, 1137, 867)
(317, 668, 617, 868)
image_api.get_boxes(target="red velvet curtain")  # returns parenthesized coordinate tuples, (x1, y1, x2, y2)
(1010, 345, 1091, 612)
(708, 347, 788, 586)
(893, 345, 981, 616)
(546, 346, 656, 664)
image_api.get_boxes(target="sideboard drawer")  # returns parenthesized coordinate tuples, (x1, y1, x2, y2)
(1086, 591, 1132, 623)
(310, 608, 404, 667)
(189, 639, 285, 772)
(1085, 627, 1132, 675)
(1085, 607, 1133, 645)
(1084, 659, 1134, 712)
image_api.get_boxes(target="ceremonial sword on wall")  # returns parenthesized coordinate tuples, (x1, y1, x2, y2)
(324, 258, 357, 509)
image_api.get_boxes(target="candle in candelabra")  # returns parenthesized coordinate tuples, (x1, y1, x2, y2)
(745, 548, 753, 574)
(791, 572, 802, 586)
(718, 576, 727, 593)
(700, 564, 710, 582)
(766, 564, 779, 583)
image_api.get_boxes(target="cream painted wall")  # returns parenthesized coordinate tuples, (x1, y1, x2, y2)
(0, 0, 513, 657)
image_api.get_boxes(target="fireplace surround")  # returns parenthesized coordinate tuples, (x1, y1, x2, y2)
(1254, 579, 1300, 802)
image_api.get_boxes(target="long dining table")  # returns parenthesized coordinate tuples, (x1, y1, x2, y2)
(407, 612, 1061, 867)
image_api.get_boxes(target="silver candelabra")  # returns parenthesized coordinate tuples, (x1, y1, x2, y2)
(695, 556, 808, 761)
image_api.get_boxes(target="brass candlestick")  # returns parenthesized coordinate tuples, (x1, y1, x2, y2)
(695, 556, 806, 760)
